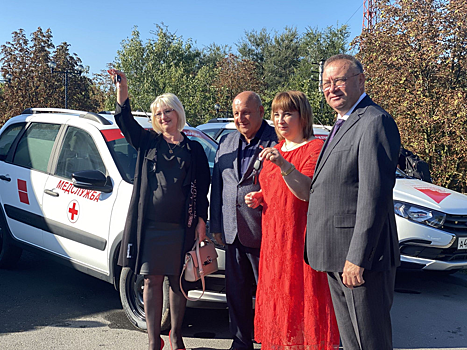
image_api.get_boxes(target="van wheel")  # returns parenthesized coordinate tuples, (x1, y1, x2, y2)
(119, 267, 171, 331)
(0, 223, 22, 268)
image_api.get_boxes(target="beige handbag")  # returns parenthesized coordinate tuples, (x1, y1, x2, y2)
(180, 238, 218, 301)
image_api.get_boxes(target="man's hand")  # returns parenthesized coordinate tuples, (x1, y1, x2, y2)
(245, 190, 263, 208)
(212, 232, 224, 246)
(342, 260, 365, 289)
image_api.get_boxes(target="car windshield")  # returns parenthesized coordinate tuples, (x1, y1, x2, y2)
(103, 128, 217, 183)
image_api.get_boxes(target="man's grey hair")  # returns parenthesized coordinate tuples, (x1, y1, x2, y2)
(324, 54, 364, 74)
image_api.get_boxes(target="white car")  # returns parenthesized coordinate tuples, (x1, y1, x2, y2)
(394, 169, 467, 272)
(197, 117, 331, 142)
(0, 107, 224, 332)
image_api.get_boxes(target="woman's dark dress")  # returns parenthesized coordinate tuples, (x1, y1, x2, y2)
(140, 138, 191, 275)
(115, 98, 210, 279)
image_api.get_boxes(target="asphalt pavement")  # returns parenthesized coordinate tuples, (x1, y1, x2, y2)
(0, 250, 466, 350)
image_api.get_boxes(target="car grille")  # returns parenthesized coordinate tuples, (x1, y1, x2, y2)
(442, 214, 467, 234)
(399, 214, 467, 262)
(400, 238, 467, 262)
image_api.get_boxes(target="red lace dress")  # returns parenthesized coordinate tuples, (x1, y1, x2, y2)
(254, 139, 339, 350)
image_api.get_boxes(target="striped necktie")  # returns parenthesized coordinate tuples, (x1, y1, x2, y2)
(327, 118, 345, 144)
(323, 118, 345, 152)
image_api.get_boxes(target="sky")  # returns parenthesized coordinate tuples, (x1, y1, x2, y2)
(1, 0, 365, 77)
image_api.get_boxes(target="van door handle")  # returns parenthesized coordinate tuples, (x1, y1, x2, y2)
(44, 189, 59, 197)
(0, 175, 11, 182)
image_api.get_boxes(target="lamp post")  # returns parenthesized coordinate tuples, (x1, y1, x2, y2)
(48, 61, 85, 109)
(311, 60, 325, 122)
(0, 73, 12, 84)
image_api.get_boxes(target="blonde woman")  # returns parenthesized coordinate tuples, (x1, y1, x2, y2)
(109, 70, 210, 350)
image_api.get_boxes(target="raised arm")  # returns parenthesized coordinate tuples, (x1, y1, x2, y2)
(108, 69, 146, 149)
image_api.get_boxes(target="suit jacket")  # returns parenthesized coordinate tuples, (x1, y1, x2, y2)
(305, 95, 401, 272)
(210, 121, 277, 248)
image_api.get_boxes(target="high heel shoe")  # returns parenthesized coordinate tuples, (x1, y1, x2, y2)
(160, 337, 165, 350)
(168, 330, 186, 350)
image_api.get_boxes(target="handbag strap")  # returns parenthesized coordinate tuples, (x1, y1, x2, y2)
(179, 238, 207, 301)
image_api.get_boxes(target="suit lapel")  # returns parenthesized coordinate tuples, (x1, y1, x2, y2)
(312, 98, 371, 183)
(231, 132, 241, 182)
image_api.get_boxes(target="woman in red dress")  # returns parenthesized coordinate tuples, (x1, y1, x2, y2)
(245, 91, 339, 349)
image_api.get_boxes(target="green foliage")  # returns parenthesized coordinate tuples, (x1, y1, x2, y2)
(0, 28, 105, 124)
(355, 0, 467, 192)
(113, 25, 219, 125)
(108, 23, 350, 125)
(236, 25, 350, 123)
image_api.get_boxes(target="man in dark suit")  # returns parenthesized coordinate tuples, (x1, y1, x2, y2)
(210, 91, 277, 350)
(305, 54, 401, 349)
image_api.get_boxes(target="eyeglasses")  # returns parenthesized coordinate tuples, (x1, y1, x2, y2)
(154, 108, 175, 118)
(321, 73, 361, 92)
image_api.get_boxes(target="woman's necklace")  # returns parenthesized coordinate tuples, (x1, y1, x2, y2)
(282, 139, 307, 152)
(167, 140, 179, 154)
(164, 134, 183, 154)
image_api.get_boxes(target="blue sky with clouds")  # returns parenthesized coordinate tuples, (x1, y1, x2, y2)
(1, 0, 364, 76)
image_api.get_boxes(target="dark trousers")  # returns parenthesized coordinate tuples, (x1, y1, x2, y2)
(225, 237, 260, 350)
(327, 268, 397, 350)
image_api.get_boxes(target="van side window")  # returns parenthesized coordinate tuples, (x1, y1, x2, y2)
(0, 123, 26, 161)
(55, 127, 106, 179)
(12, 123, 61, 172)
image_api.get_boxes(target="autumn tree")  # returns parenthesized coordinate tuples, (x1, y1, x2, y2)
(0, 28, 104, 124)
(212, 54, 262, 116)
(355, 0, 467, 191)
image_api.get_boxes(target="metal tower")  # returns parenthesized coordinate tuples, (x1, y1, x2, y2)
(363, 0, 377, 29)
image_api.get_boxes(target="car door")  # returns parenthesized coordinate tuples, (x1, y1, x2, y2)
(41, 125, 118, 273)
(0, 122, 61, 247)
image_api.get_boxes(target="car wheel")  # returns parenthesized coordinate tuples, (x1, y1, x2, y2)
(0, 222, 22, 268)
(119, 267, 171, 331)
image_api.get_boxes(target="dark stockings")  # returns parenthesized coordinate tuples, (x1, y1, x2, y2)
(167, 275, 186, 349)
(144, 275, 187, 350)
(144, 275, 164, 350)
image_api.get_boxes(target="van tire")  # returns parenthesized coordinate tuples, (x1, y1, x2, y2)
(119, 267, 171, 331)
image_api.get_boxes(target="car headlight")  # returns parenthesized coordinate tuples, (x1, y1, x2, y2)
(394, 201, 446, 228)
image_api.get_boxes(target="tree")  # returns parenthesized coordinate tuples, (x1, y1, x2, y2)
(0, 28, 104, 124)
(113, 24, 218, 125)
(237, 28, 271, 82)
(112, 24, 351, 126)
(355, 0, 467, 191)
(237, 27, 301, 93)
(212, 54, 263, 115)
(236, 25, 350, 123)
(289, 25, 351, 125)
